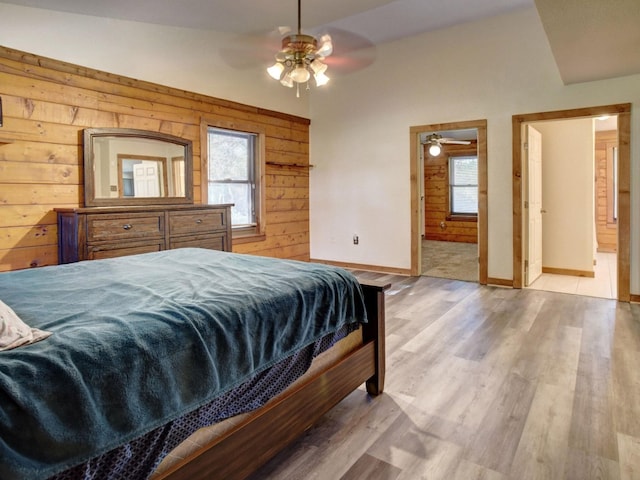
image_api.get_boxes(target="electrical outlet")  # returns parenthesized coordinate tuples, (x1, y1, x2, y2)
(353, 234, 359, 245)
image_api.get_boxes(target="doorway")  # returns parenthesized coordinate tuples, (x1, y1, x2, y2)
(410, 119, 488, 284)
(421, 128, 479, 282)
(522, 117, 618, 299)
(512, 104, 631, 302)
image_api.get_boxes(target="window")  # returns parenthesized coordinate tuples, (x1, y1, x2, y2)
(205, 124, 265, 238)
(449, 156, 478, 216)
(609, 146, 618, 224)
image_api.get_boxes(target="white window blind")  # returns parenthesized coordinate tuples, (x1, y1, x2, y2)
(449, 156, 478, 215)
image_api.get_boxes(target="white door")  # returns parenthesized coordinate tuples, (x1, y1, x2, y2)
(133, 162, 161, 197)
(525, 125, 543, 286)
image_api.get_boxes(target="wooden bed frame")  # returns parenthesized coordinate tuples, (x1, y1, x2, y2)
(158, 279, 390, 480)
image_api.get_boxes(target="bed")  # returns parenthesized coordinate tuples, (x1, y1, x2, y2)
(0, 248, 388, 480)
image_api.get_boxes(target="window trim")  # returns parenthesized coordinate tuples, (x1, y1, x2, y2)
(201, 118, 266, 240)
(447, 154, 479, 220)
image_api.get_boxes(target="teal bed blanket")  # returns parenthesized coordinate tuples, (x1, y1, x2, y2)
(0, 248, 367, 479)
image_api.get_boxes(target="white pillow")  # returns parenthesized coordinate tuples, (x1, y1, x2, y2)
(0, 299, 52, 351)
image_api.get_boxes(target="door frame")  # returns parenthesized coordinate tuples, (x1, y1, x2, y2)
(410, 119, 488, 284)
(525, 125, 543, 286)
(512, 103, 631, 301)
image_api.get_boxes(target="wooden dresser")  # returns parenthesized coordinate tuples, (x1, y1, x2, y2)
(56, 204, 232, 264)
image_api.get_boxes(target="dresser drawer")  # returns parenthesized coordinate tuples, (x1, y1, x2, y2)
(87, 240, 165, 260)
(169, 232, 228, 251)
(86, 213, 164, 242)
(169, 209, 227, 236)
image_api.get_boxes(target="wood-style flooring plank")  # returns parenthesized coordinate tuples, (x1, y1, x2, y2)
(340, 453, 401, 480)
(617, 433, 640, 480)
(612, 346, 640, 438)
(509, 383, 574, 480)
(563, 448, 620, 480)
(464, 372, 537, 474)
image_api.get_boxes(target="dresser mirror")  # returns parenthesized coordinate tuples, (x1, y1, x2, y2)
(84, 128, 193, 207)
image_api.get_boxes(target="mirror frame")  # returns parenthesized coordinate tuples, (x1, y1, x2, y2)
(83, 128, 193, 207)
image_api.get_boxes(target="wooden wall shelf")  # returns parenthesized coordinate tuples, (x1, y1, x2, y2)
(266, 161, 314, 169)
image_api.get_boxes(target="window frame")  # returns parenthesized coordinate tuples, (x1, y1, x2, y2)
(607, 144, 618, 226)
(201, 118, 266, 243)
(447, 154, 479, 222)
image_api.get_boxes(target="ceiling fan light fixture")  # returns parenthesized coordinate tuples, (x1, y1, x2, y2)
(290, 64, 311, 83)
(267, 62, 285, 80)
(310, 59, 327, 75)
(317, 35, 333, 57)
(428, 142, 442, 156)
(270, 0, 332, 95)
(314, 71, 330, 86)
(280, 71, 294, 88)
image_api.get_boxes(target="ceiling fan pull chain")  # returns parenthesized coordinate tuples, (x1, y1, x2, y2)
(296, 83, 300, 98)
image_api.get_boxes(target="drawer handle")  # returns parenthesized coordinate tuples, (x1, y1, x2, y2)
(195, 219, 203, 224)
(122, 224, 133, 230)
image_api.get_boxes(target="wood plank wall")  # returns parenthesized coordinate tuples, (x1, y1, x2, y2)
(594, 130, 618, 253)
(0, 46, 310, 272)
(424, 142, 478, 243)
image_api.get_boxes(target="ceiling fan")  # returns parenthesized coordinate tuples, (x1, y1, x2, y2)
(266, 0, 333, 94)
(219, 0, 376, 96)
(422, 133, 471, 156)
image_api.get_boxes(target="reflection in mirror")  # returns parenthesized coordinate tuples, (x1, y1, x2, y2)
(171, 157, 185, 197)
(117, 155, 168, 198)
(84, 128, 193, 207)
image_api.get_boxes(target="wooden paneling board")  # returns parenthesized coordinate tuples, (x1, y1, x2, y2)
(0, 46, 311, 271)
(594, 130, 618, 253)
(424, 143, 478, 243)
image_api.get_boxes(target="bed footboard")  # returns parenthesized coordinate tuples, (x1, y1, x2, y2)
(360, 279, 389, 395)
(159, 279, 389, 480)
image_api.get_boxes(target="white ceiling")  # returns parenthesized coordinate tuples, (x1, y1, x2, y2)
(534, 0, 640, 84)
(0, 0, 533, 46)
(3, 0, 639, 84)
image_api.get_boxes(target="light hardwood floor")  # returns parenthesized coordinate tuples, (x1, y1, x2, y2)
(249, 273, 640, 480)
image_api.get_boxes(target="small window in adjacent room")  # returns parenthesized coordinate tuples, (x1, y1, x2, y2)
(448, 155, 478, 219)
(206, 125, 265, 239)
(609, 146, 618, 224)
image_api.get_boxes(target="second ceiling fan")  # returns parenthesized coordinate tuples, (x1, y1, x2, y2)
(422, 133, 471, 156)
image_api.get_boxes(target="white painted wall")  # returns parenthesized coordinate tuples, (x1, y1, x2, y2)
(308, 8, 640, 294)
(0, 3, 308, 118)
(1, 4, 639, 294)
(534, 119, 594, 273)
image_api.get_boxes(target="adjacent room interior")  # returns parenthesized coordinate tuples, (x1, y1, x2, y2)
(421, 128, 479, 283)
(523, 115, 619, 299)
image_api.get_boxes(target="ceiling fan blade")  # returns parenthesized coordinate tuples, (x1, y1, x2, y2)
(218, 28, 285, 70)
(440, 138, 471, 145)
(311, 27, 376, 74)
(219, 25, 376, 76)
